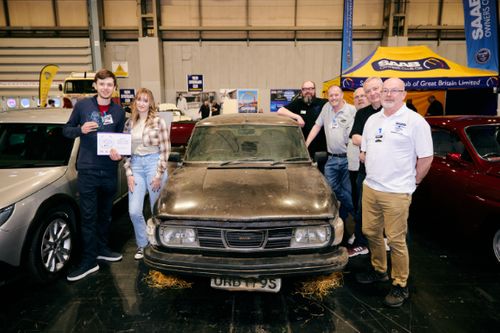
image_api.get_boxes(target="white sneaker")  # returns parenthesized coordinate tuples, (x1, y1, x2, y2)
(347, 234, 356, 245)
(134, 248, 144, 260)
(384, 238, 390, 251)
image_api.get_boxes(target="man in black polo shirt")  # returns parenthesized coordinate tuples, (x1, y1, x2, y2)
(347, 77, 384, 257)
(277, 81, 328, 160)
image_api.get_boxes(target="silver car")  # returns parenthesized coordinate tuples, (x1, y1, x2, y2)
(0, 107, 127, 282)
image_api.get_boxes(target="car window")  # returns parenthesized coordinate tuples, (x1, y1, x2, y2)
(0, 124, 75, 168)
(185, 125, 310, 162)
(431, 128, 465, 158)
(465, 125, 500, 161)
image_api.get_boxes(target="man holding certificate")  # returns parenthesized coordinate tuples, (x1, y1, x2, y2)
(63, 69, 126, 282)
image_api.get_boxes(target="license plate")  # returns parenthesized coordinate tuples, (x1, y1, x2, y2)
(210, 277, 281, 293)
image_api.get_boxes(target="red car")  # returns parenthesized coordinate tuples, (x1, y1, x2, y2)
(413, 116, 500, 262)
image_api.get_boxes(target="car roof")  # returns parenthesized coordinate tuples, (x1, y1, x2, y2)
(0, 107, 72, 124)
(196, 113, 298, 127)
(426, 115, 500, 129)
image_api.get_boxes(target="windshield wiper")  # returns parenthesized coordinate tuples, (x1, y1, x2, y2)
(219, 158, 276, 166)
(271, 157, 310, 165)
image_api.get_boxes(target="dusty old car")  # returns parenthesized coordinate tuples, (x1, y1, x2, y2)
(0, 107, 128, 283)
(144, 114, 348, 292)
(413, 115, 500, 262)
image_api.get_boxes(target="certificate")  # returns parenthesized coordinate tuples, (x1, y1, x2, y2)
(97, 133, 131, 156)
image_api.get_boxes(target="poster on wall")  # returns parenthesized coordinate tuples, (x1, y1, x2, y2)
(237, 89, 258, 113)
(270, 89, 301, 112)
(187, 74, 204, 92)
(220, 89, 237, 114)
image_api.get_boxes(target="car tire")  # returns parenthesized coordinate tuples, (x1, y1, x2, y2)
(27, 205, 76, 283)
(493, 229, 500, 263)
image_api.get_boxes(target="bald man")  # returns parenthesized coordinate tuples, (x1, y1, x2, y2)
(356, 77, 433, 308)
(305, 85, 356, 224)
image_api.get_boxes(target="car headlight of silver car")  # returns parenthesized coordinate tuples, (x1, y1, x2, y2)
(159, 226, 199, 247)
(0, 205, 14, 227)
(290, 225, 330, 248)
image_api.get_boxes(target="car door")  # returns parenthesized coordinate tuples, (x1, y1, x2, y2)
(424, 128, 473, 220)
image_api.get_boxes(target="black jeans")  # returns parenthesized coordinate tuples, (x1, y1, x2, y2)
(354, 164, 368, 247)
(77, 169, 117, 266)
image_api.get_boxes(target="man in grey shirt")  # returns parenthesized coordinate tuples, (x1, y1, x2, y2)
(306, 85, 356, 224)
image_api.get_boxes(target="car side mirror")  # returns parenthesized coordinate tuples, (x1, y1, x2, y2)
(314, 151, 327, 164)
(58, 84, 63, 91)
(445, 152, 462, 162)
(169, 152, 181, 163)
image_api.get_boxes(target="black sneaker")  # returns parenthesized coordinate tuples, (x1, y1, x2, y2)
(384, 285, 409, 307)
(67, 263, 99, 282)
(355, 269, 389, 284)
(97, 248, 123, 262)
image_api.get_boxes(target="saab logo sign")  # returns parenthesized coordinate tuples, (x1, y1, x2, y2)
(372, 58, 450, 71)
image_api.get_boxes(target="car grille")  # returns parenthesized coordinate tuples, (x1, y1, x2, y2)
(197, 227, 293, 250)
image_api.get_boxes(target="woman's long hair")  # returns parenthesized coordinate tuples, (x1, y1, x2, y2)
(130, 88, 158, 126)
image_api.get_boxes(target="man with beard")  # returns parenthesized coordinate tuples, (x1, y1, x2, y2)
(356, 77, 433, 307)
(347, 77, 384, 258)
(305, 85, 356, 225)
(277, 81, 327, 160)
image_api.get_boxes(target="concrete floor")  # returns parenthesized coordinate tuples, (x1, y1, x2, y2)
(1, 201, 499, 333)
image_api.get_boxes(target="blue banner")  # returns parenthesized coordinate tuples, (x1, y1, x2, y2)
(341, 76, 499, 90)
(462, 0, 498, 72)
(341, 0, 354, 72)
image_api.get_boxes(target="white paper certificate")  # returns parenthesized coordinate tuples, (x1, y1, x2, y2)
(97, 133, 131, 156)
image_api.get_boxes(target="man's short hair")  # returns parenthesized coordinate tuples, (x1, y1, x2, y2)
(363, 77, 383, 89)
(94, 69, 117, 86)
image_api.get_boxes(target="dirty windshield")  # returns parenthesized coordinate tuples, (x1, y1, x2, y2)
(185, 125, 310, 162)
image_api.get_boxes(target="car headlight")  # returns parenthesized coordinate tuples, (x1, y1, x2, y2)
(0, 205, 14, 227)
(290, 226, 330, 248)
(159, 226, 199, 247)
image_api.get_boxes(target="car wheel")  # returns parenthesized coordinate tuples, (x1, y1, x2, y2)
(493, 229, 500, 263)
(27, 205, 76, 283)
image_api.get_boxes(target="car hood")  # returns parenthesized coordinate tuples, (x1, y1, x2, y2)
(156, 165, 336, 220)
(0, 167, 67, 208)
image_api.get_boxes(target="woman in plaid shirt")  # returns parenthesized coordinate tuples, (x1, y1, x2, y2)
(123, 88, 170, 260)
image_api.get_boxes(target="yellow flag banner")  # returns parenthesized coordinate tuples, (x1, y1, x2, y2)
(39, 64, 59, 107)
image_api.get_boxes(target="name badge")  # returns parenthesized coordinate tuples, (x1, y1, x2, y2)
(375, 127, 383, 143)
(300, 110, 306, 115)
(102, 114, 114, 125)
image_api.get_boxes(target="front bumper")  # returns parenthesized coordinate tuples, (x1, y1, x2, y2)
(143, 246, 348, 279)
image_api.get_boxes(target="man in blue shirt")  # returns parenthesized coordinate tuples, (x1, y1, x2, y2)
(63, 69, 126, 282)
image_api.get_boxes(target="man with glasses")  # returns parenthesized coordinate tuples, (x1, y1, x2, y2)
(277, 81, 327, 160)
(348, 87, 370, 223)
(347, 77, 384, 258)
(356, 77, 433, 308)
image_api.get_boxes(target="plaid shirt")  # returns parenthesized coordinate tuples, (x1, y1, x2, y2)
(123, 116, 171, 179)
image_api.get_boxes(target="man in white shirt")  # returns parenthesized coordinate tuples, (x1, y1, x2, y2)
(356, 78, 433, 308)
(306, 85, 356, 224)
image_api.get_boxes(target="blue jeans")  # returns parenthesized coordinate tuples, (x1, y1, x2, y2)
(324, 156, 354, 221)
(78, 169, 117, 266)
(128, 153, 168, 248)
